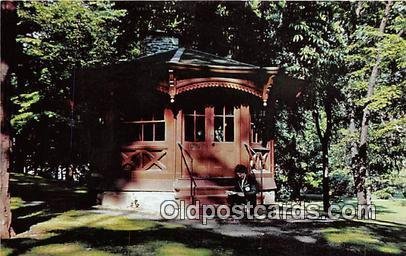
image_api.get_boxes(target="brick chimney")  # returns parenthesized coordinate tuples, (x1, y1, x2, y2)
(141, 31, 179, 56)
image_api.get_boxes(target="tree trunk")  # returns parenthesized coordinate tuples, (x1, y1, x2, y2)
(321, 141, 330, 212)
(313, 99, 332, 213)
(0, 0, 16, 239)
(355, 0, 392, 217)
(349, 108, 358, 162)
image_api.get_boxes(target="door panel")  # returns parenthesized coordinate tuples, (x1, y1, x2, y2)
(182, 106, 239, 177)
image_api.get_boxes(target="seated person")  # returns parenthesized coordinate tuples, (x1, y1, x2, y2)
(226, 164, 258, 207)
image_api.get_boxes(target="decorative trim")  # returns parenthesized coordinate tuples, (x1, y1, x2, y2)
(168, 69, 176, 103)
(121, 149, 167, 172)
(157, 77, 270, 101)
(177, 81, 262, 98)
(262, 75, 275, 106)
(177, 77, 262, 98)
(167, 62, 260, 74)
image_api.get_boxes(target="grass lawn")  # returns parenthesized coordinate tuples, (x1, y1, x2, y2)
(1, 173, 405, 256)
(366, 199, 406, 225)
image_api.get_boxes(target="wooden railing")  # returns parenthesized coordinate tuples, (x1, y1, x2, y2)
(177, 142, 197, 204)
(244, 143, 268, 204)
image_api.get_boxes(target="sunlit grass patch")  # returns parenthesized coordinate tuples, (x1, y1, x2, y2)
(158, 222, 186, 229)
(19, 210, 45, 219)
(12, 173, 45, 184)
(321, 226, 402, 254)
(10, 173, 86, 192)
(73, 190, 87, 194)
(157, 242, 213, 256)
(377, 244, 403, 254)
(32, 210, 157, 233)
(21, 243, 118, 256)
(373, 199, 406, 225)
(310, 198, 406, 225)
(0, 246, 14, 256)
(321, 227, 378, 244)
(11, 197, 25, 210)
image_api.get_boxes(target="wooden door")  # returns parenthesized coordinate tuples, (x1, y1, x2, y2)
(181, 106, 239, 177)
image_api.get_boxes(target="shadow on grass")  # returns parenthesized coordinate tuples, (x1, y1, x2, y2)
(9, 173, 94, 234)
(5, 174, 405, 256)
(1, 225, 361, 256)
(243, 218, 405, 255)
(3, 217, 405, 256)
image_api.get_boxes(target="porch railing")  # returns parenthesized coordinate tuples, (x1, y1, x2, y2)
(177, 142, 197, 204)
(244, 143, 266, 204)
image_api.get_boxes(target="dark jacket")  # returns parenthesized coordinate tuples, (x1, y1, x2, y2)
(234, 173, 258, 204)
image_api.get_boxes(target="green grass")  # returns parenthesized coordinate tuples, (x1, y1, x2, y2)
(157, 242, 213, 256)
(32, 210, 158, 232)
(21, 243, 119, 256)
(0, 246, 14, 256)
(308, 198, 406, 225)
(11, 197, 25, 210)
(13, 210, 227, 256)
(4, 173, 406, 256)
(373, 199, 406, 225)
(320, 226, 402, 254)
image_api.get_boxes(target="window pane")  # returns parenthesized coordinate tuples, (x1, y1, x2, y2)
(225, 117, 234, 142)
(195, 106, 205, 115)
(185, 109, 194, 115)
(214, 106, 223, 115)
(144, 123, 153, 141)
(185, 116, 194, 141)
(134, 124, 142, 141)
(140, 112, 153, 121)
(225, 106, 234, 115)
(154, 111, 164, 120)
(196, 116, 205, 142)
(155, 122, 165, 141)
(214, 117, 224, 142)
(120, 124, 141, 143)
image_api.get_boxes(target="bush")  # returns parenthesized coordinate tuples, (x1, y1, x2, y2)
(373, 187, 398, 199)
(330, 168, 354, 197)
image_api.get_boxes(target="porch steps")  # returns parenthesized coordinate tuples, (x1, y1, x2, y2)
(174, 177, 234, 204)
(174, 177, 265, 205)
(175, 185, 234, 198)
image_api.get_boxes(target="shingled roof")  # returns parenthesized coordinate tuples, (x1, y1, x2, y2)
(167, 48, 259, 69)
(77, 47, 306, 111)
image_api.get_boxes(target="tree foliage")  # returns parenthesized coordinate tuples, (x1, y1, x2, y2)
(12, 0, 126, 176)
(8, 1, 405, 201)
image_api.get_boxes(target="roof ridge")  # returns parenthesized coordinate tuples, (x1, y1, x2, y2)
(186, 48, 259, 68)
(135, 48, 179, 61)
(169, 48, 185, 63)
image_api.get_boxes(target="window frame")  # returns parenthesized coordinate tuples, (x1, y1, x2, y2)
(184, 109, 205, 142)
(122, 114, 165, 142)
(213, 106, 235, 143)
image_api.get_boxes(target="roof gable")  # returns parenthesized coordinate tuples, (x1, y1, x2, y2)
(173, 48, 258, 68)
(136, 48, 259, 69)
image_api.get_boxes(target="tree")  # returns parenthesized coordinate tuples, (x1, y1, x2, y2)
(11, 1, 126, 180)
(346, 0, 405, 215)
(5, 1, 404, 216)
(272, 1, 348, 210)
(0, 0, 16, 239)
(356, 0, 392, 212)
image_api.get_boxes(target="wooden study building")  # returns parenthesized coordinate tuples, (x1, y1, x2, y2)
(78, 37, 304, 205)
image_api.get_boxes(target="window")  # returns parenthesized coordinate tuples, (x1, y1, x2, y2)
(214, 106, 234, 142)
(185, 107, 205, 142)
(121, 113, 165, 142)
